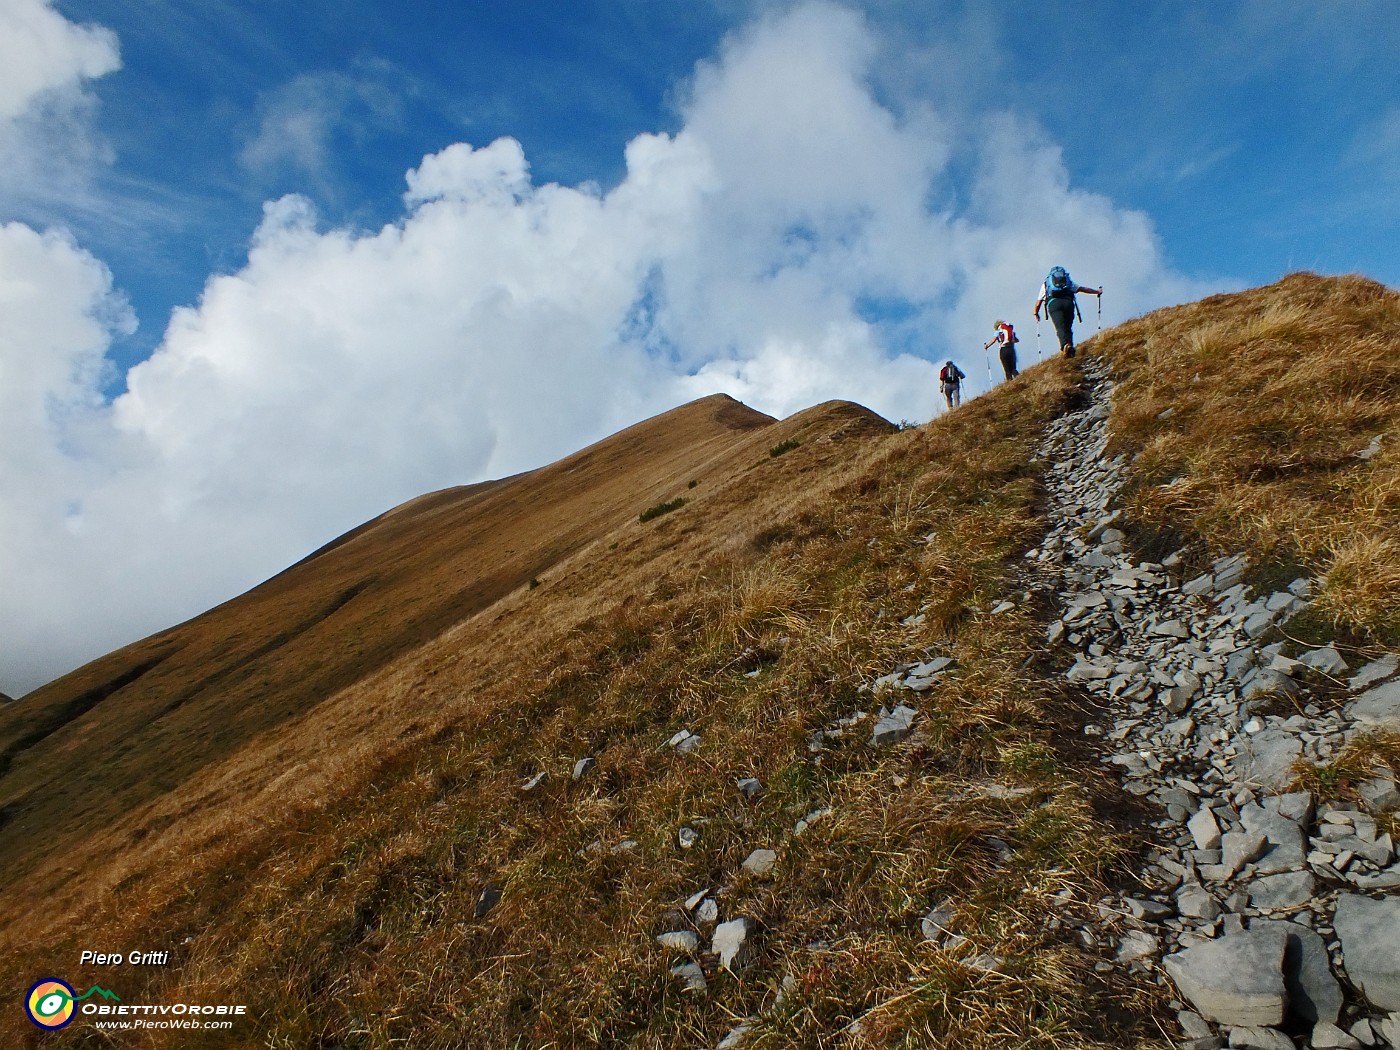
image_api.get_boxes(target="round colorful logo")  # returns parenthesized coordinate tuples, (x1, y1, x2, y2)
(26, 978, 77, 1029)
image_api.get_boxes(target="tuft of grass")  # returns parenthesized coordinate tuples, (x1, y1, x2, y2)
(769, 438, 801, 458)
(639, 497, 686, 523)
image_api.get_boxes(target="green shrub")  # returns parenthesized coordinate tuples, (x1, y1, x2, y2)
(769, 438, 801, 458)
(639, 497, 685, 523)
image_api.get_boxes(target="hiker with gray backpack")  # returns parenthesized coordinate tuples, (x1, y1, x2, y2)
(1034, 266, 1102, 358)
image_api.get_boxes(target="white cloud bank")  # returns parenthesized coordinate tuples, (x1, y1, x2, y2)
(0, 1, 1222, 694)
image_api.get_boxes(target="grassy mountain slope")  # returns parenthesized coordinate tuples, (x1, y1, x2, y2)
(0, 394, 775, 889)
(1, 273, 1397, 1049)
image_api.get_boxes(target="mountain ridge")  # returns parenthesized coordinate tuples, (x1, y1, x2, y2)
(2, 273, 1397, 1050)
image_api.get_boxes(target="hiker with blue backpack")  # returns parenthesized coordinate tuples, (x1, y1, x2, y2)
(1034, 266, 1102, 358)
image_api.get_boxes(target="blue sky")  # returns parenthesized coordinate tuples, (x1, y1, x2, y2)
(2, 0, 1398, 693)
(29, 0, 1400, 379)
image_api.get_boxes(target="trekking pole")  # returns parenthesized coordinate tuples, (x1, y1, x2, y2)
(1035, 319, 1042, 361)
(1097, 291, 1102, 333)
(985, 346, 992, 387)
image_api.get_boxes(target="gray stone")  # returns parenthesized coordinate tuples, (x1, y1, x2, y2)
(1116, 929, 1158, 963)
(1179, 884, 1223, 921)
(670, 960, 707, 993)
(1345, 1018, 1375, 1046)
(1236, 731, 1304, 793)
(1163, 926, 1289, 1026)
(1067, 660, 1113, 682)
(1376, 1015, 1400, 1047)
(712, 918, 753, 972)
(1242, 670, 1300, 702)
(909, 656, 955, 676)
(1170, 671, 1204, 714)
(1310, 1021, 1364, 1049)
(521, 771, 546, 791)
(1299, 646, 1350, 678)
(921, 905, 954, 942)
(1155, 619, 1192, 639)
(1242, 803, 1308, 874)
(871, 704, 918, 746)
(1243, 613, 1276, 640)
(1191, 808, 1225, 850)
(1359, 776, 1400, 814)
(678, 827, 699, 849)
(1126, 897, 1176, 922)
(1225, 1026, 1293, 1049)
(1351, 654, 1399, 691)
(1271, 920, 1343, 1025)
(572, 756, 595, 780)
(657, 930, 700, 952)
(1351, 678, 1400, 730)
(1185, 574, 1217, 596)
(1264, 792, 1315, 825)
(1249, 871, 1315, 910)
(1334, 894, 1400, 1009)
(1047, 620, 1067, 645)
(741, 849, 778, 876)
(1221, 831, 1270, 877)
(716, 1022, 753, 1049)
(736, 778, 763, 800)
(1179, 1011, 1217, 1041)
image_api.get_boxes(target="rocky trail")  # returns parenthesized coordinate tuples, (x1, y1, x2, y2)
(626, 357, 1400, 1050)
(1025, 358, 1400, 1050)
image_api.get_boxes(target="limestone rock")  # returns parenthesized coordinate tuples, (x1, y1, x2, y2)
(670, 960, 707, 993)
(712, 918, 753, 972)
(1247, 871, 1315, 911)
(1350, 677, 1400, 730)
(741, 849, 777, 877)
(1235, 730, 1303, 792)
(1359, 775, 1400, 814)
(1162, 927, 1289, 1026)
(1350, 654, 1398, 691)
(1224, 1025, 1293, 1049)
(657, 931, 700, 953)
(1309, 1021, 1363, 1049)
(871, 704, 917, 746)
(716, 1022, 753, 1048)
(1333, 893, 1400, 1009)
(1271, 920, 1342, 1025)
(1190, 808, 1224, 851)
(1299, 646, 1349, 677)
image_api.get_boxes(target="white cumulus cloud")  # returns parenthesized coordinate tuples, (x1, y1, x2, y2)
(1, 1, 1226, 695)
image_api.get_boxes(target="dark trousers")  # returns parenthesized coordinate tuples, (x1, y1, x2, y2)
(1047, 296, 1077, 355)
(999, 344, 1018, 379)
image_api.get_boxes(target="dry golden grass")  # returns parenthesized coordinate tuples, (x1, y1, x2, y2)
(1101, 273, 1400, 643)
(7, 272, 1396, 1047)
(0, 357, 1172, 1048)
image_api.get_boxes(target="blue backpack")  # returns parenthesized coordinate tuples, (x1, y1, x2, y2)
(1046, 266, 1074, 298)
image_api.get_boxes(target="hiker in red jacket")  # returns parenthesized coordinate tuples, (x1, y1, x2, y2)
(939, 360, 966, 409)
